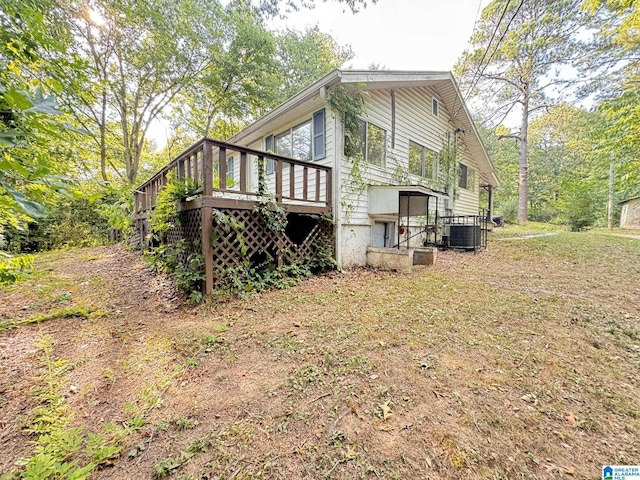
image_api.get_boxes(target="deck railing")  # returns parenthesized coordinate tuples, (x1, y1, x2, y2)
(134, 138, 332, 215)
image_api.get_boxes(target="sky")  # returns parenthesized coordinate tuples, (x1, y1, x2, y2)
(271, 0, 490, 71)
(151, 0, 492, 149)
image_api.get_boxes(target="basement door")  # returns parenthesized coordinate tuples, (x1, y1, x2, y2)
(372, 221, 395, 248)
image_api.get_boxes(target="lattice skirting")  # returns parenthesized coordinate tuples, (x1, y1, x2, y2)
(209, 208, 334, 275)
(133, 206, 335, 285)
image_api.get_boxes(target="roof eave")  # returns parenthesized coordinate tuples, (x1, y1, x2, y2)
(228, 69, 342, 144)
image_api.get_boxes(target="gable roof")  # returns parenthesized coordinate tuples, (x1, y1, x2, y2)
(620, 195, 640, 205)
(228, 69, 499, 187)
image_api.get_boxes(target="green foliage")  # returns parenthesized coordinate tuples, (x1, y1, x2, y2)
(149, 175, 197, 236)
(145, 176, 204, 302)
(0, 253, 34, 286)
(557, 178, 600, 231)
(0, 0, 86, 225)
(147, 240, 205, 302)
(0, 306, 96, 333)
(274, 26, 354, 102)
(327, 85, 365, 158)
(253, 195, 288, 233)
(3, 336, 122, 480)
(497, 198, 519, 224)
(457, 0, 590, 221)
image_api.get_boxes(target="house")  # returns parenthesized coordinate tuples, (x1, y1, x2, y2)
(133, 69, 499, 292)
(620, 196, 640, 229)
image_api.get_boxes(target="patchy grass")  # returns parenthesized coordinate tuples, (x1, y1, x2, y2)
(491, 220, 566, 237)
(0, 235, 639, 479)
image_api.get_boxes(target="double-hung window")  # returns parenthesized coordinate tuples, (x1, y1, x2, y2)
(458, 162, 475, 191)
(345, 120, 386, 167)
(264, 109, 326, 174)
(408, 141, 438, 179)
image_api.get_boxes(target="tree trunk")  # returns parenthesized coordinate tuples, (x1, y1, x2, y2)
(99, 90, 108, 183)
(518, 94, 529, 222)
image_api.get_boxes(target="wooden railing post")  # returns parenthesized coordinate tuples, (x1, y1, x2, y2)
(201, 141, 214, 295)
(203, 141, 213, 196)
(303, 167, 309, 200)
(289, 163, 295, 199)
(326, 170, 332, 208)
(275, 159, 283, 202)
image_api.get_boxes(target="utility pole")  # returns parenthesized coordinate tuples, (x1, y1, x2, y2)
(607, 156, 614, 230)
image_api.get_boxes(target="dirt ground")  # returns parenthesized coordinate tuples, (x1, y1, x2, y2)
(1, 229, 639, 479)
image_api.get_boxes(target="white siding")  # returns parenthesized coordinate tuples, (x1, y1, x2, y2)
(222, 84, 486, 268)
(338, 86, 484, 266)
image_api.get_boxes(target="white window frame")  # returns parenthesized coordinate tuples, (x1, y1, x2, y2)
(408, 140, 438, 179)
(263, 108, 326, 175)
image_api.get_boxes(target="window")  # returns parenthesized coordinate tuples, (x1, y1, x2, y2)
(291, 121, 312, 161)
(265, 135, 275, 174)
(408, 141, 438, 178)
(458, 163, 475, 190)
(263, 108, 326, 174)
(432, 98, 439, 116)
(227, 156, 234, 182)
(214, 156, 235, 185)
(345, 120, 386, 167)
(313, 109, 326, 160)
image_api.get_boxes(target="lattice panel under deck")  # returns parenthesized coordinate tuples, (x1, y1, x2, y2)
(210, 209, 334, 274)
(167, 208, 203, 261)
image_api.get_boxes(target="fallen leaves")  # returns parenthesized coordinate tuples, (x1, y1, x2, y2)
(377, 400, 392, 421)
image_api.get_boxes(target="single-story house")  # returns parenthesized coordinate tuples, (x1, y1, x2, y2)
(134, 69, 499, 292)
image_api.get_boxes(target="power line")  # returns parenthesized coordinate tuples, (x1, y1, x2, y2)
(463, 0, 513, 100)
(457, 0, 485, 81)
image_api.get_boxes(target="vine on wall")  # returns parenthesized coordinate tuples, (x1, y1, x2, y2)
(327, 84, 371, 223)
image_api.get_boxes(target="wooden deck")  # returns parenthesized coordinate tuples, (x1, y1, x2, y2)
(134, 138, 332, 218)
(133, 138, 334, 294)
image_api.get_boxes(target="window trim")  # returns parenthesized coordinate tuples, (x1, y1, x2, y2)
(263, 108, 326, 175)
(408, 140, 438, 179)
(345, 119, 387, 167)
(458, 162, 476, 191)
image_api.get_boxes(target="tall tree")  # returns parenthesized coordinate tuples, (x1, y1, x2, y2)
(583, 0, 640, 195)
(274, 26, 354, 102)
(0, 0, 86, 224)
(68, 0, 230, 185)
(456, 0, 588, 221)
(171, 0, 281, 140)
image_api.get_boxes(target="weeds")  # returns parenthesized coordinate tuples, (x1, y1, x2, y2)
(0, 306, 100, 333)
(4, 336, 122, 479)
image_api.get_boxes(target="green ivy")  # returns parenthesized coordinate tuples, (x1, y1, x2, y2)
(145, 175, 203, 303)
(327, 84, 365, 158)
(0, 253, 34, 285)
(148, 175, 196, 237)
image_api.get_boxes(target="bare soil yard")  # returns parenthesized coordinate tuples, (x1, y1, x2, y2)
(1, 227, 639, 479)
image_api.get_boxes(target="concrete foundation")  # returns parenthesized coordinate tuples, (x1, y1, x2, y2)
(366, 247, 413, 273)
(413, 247, 437, 266)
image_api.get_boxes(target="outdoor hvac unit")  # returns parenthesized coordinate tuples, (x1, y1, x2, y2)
(448, 224, 481, 249)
